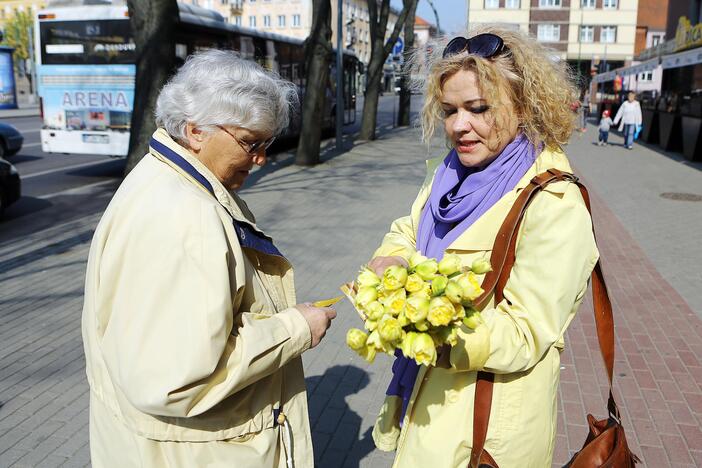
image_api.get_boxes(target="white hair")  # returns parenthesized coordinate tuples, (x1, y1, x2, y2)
(155, 49, 297, 141)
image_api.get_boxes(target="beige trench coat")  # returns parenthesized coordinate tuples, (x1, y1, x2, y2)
(82, 129, 313, 467)
(371, 147, 599, 468)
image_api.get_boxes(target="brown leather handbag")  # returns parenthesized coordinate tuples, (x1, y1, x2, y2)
(467, 169, 640, 468)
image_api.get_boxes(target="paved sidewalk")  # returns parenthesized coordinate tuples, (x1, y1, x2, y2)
(0, 123, 701, 467)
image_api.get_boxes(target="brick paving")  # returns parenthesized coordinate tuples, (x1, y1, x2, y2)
(0, 118, 701, 467)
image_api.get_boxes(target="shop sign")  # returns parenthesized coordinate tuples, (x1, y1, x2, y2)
(661, 47, 702, 69)
(675, 17, 702, 52)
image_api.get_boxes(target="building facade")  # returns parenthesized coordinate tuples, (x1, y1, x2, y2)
(414, 14, 437, 47)
(467, 0, 639, 87)
(186, 0, 403, 65)
(620, 0, 669, 93)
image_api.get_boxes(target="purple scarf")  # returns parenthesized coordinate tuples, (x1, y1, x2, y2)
(386, 133, 539, 421)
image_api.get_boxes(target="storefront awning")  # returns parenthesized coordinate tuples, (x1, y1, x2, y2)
(592, 70, 617, 83)
(662, 46, 702, 70)
(618, 58, 660, 76)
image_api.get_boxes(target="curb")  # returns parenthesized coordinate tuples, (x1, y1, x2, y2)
(0, 107, 40, 118)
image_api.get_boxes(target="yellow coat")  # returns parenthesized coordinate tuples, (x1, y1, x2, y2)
(371, 148, 599, 468)
(82, 129, 313, 467)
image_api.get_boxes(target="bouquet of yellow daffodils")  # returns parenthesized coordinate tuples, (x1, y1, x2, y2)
(344, 251, 491, 367)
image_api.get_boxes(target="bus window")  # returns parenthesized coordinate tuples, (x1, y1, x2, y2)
(240, 36, 255, 60)
(39, 20, 135, 65)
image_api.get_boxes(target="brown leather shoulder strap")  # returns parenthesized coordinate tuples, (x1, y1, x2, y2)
(470, 169, 620, 467)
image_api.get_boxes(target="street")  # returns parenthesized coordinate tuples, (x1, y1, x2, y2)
(1, 100, 701, 467)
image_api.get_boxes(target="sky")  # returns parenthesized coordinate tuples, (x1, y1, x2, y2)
(391, 0, 467, 35)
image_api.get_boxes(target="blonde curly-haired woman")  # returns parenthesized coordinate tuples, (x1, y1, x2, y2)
(367, 27, 599, 467)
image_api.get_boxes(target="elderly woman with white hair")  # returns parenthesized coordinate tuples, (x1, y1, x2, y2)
(82, 49, 336, 467)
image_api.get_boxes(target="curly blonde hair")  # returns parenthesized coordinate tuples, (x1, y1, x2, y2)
(409, 25, 578, 150)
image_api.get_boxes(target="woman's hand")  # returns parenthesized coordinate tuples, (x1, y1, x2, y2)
(297, 303, 337, 349)
(367, 256, 409, 277)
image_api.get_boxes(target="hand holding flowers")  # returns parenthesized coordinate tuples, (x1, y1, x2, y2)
(344, 252, 491, 366)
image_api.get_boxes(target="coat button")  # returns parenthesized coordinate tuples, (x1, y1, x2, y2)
(447, 390, 459, 403)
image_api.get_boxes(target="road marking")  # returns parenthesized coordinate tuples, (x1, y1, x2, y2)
(22, 159, 120, 179)
(22, 142, 42, 148)
(37, 179, 118, 200)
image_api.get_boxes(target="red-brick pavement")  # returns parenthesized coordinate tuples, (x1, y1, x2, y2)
(554, 186, 702, 467)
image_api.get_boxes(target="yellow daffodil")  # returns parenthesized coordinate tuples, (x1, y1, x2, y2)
(378, 315, 403, 343)
(438, 253, 462, 276)
(427, 296, 454, 327)
(405, 295, 430, 323)
(404, 273, 426, 294)
(415, 259, 439, 281)
(445, 280, 464, 304)
(383, 265, 408, 291)
(356, 286, 378, 308)
(381, 288, 406, 316)
(471, 257, 492, 275)
(346, 328, 368, 350)
(364, 301, 385, 321)
(431, 275, 449, 296)
(463, 310, 483, 329)
(400, 331, 419, 358)
(356, 268, 381, 288)
(456, 271, 484, 303)
(358, 344, 377, 363)
(412, 333, 437, 366)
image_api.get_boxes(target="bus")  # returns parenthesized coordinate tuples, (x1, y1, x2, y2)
(34, 1, 359, 156)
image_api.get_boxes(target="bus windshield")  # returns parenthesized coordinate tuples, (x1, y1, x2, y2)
(39, 19, 135, 65)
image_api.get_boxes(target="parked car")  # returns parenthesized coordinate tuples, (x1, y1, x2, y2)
(0, 158, 20, 217)
(0, 122, 24, 158)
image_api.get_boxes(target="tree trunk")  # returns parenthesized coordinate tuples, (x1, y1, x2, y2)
(397, 1, 417, 127)
(359, 48, 384, 140)
(359, 0, 417, 141)
(124, 0, 178, 175)
(295, 0, 332, 166)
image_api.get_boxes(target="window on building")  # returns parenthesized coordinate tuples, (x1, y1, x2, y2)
(485, 0, 499, 8)
(603, 0, 617, 8)
(234, 15, 242, 26)
(651, 34, 663, 46)
(639, 71, 653, 82)
(292, 14, 301, 27)
(580, 25, 594, 42)
(263, 15, 271, 27)
(601, 26, 616, 43)
(505, 0, 519, 8)
(249, 15, 256, 27)
(581, 0, 595, 7)
(537, 24, 560, 42)
(278, 15, 286, 27)
(539, 0, 561, 7)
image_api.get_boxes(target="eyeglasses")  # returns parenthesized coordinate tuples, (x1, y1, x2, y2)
(442, 33, 507, 59)
(217, 125, 276, 155)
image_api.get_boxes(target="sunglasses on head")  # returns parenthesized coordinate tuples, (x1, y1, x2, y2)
(442, 33, 507, 59)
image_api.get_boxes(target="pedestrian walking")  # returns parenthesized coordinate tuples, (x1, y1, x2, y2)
(367, 27, 598, 467)
(81, 50, 336, 468)
(598, 109, 613, 146)
(613, 91, 642, 149)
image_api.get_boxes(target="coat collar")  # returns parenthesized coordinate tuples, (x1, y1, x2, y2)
(148, 128, 262, 231)
(417, 146, 574, 251)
